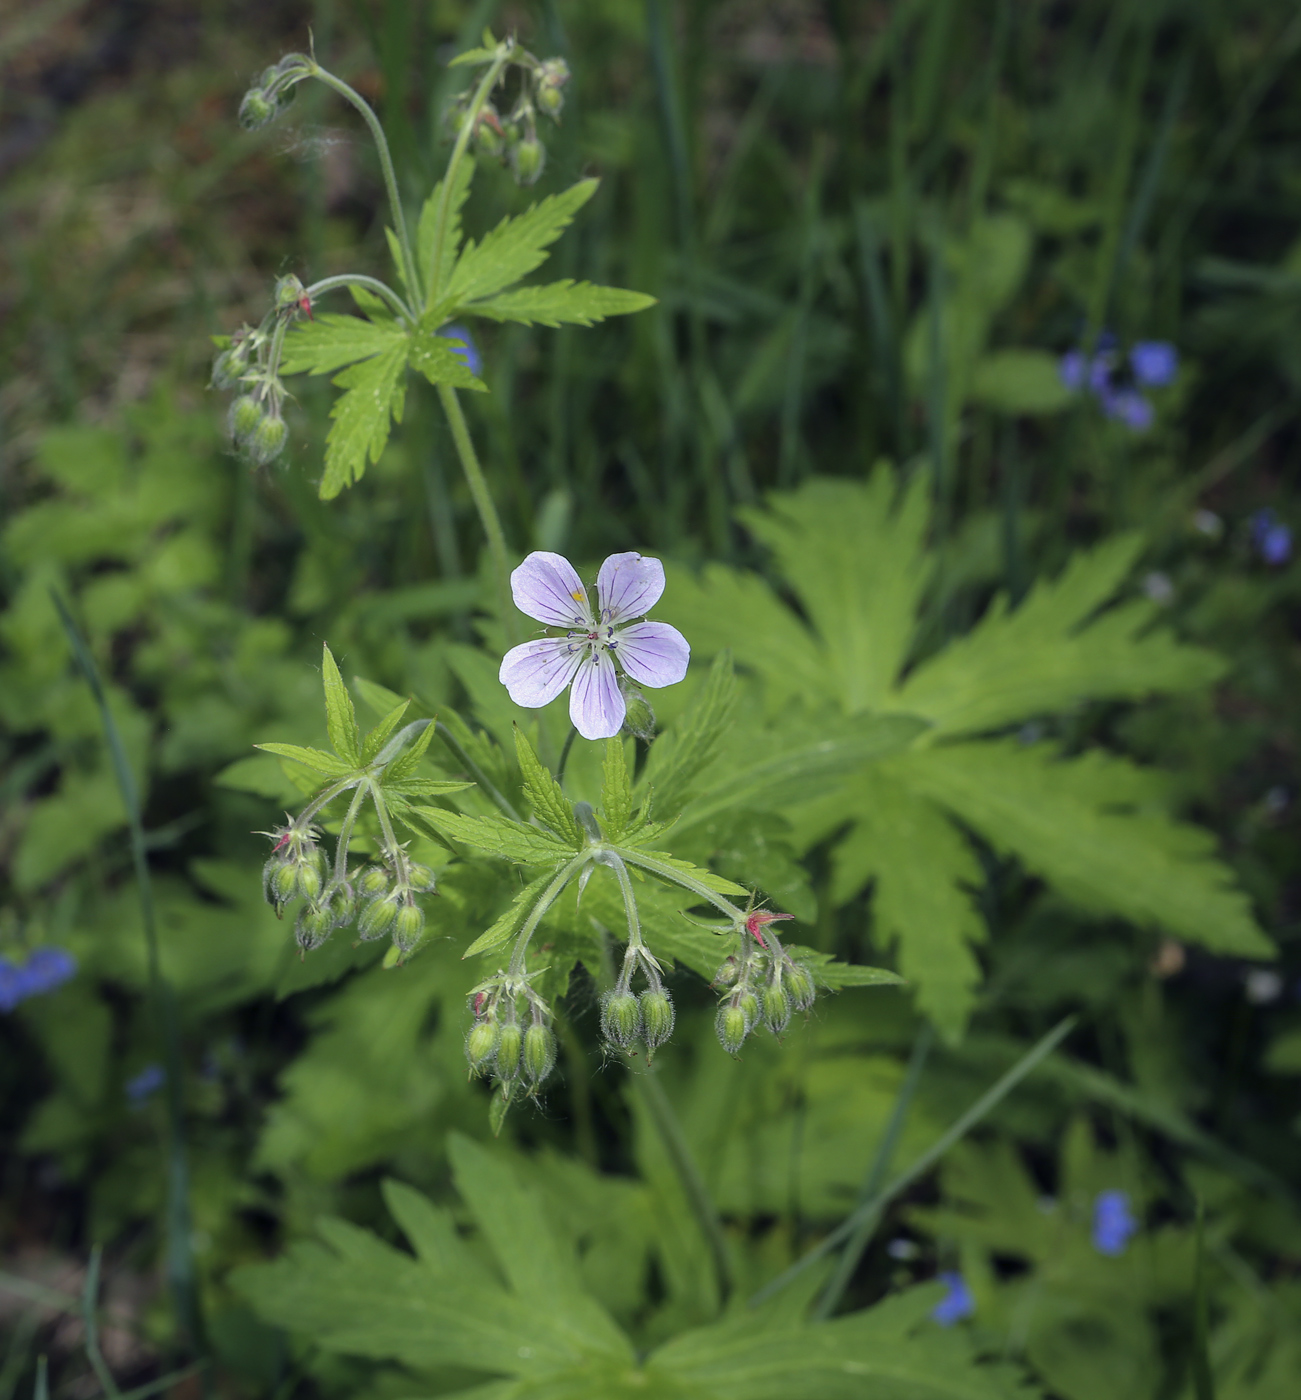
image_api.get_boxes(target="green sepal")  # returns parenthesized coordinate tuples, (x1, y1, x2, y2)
(253, 742, 354, 779)
(514, 727, 584, 847)
(600, 739, 633, 838)
(463, 872, 553, 958)
(361, 699, 412, 764)
(321, 643, 361, 764)
(418, 808, 573, 865)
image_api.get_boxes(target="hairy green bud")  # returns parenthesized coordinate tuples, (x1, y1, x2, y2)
(466, 1019, 499, 1074)
(762, 983, 791, 1035)
(640, 989, 675, 1053)
(228, 395, 263, 442)
(212, 341, 251, 390)
(405, 862, 437, 893)
(358, 892, 399, 941)
(600, 990, 641, 1048)
(268, 860, 299, 907)
(274, 274, 307, 312)
(238, 88, 277, 131)
(358, 866, 389, 898)
(248, 414, 288, 466)
(295, 852, 324, 903)
(535, 58, 570, 120)
(295, 902, 333, 951)
(393, 901, 425, 952)
(523, 1023, 557, 1085)
(621, 689, 656, 742)
(785, 961, 817, 1011)
(510, 134, 545, 186)
(496, 1021, 523, 1079)
(736, 989, 760, 1028)
(716, 1002, 750, 1056)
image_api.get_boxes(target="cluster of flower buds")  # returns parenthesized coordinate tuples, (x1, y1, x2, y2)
(599, 942, 675, 1061)
(448, 49, 570, 187)
(713, 909, 816, 1055)
(465, 972, 557, 1094)
(239, 52, 314, 132)
(262, 818, 436, 959)
(212, 275, 314, 465)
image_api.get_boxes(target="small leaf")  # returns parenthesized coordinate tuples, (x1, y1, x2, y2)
(601, 739, 633, 837)
(321, 644, 361, 765)
(360, 699, 411, 764)
(278, 314, 408, 376)
(449, 45, 498, 67)
(253, 743, 354, 779)
(443, 180, 599, 309)
(321, 343, 409, 499)
(462, 280, 656, 327)
(514, 727, 584, 847)
(418, 808, 573, 865)
(409, 324, 488, 392)
(464, 872, 553, 957)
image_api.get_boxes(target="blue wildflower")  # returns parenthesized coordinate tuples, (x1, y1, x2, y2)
(0, 948, 77, 1012)
(437, 323, 482, 377)
(1059, 350, 1087, 391)
(126, 1063, 166, 1104)
(932, 1271, 975, 1325)
(1092, 1189, 1138, 1256)
(1251, 509, 1292, 566)
(1103, 388, 1154, 433)
(1130, 341, 1178, 388)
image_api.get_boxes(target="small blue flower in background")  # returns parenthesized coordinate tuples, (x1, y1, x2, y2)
(1103, 388, 1155, 432)
(437, 323, 482, 377)
(0, 948, 77, 1012)
(126, 1063, 166, 1104)
(1251, 509, 1292, 566)
(932, 1271, 975, 1325)
(1130, 340, 1178, 388)
(1092, 1189, 1138, 1256)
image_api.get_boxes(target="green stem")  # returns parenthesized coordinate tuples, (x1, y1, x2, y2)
(311, 65, 420, 298)
(616, 848, 746, 924)
(51, 595, 203, 1355)
(436, 382, 517, 641)
(428, 49, 511, 307)
(507, 852, 590, 974)
(555, 724, 579, 785)
(750, 1015, 1077, 1307)
(83, 1248, 122, 1400)
(601, 851, 645, 951)
(305, 273, 414, 324)
(332, 785, 370, 883)
(298, 775, 360, 827)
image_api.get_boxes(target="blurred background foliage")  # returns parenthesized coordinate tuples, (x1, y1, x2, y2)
(2, 0, 1301, 1397)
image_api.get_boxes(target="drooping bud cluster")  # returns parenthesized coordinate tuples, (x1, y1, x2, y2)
(212, 272, 315, 466)
(239, 52, 314, 132)
(465, 973, 557, 1095)
(446, 46, 570, 188)
(261, 816, 436, 961)
(713, 907, 816, 1056)
(599, 942, 675, 1062)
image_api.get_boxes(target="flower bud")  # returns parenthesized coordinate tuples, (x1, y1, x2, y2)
(600, 990, 642, 1048)
(621, 689, 656, 742)
(295, 902, 333, 951)
(523, 1023, 557, 1085)
(358, 891, 399, 941)
(472, 105, 506, 159)
(358, 866, 389, 898)
(211, 341, 251, 390)
(466, 1019, 499, 1074)
(736, 989, 760, 1027)
(785, 961, 817, 1011)
(275, 274, 308, 313)
(510, 134, 546, 186)
(228, 395, 263, 443)
(535, 59, 570, 121)
(239, 88, 277, 131)
(393, 901, 425, 952)
(295, 853, 323, 903)
(496, 1021, 523, 1079)
(711, 956, 740, 988)
(328, 884, 357, 927)
(268, 860, 299, 908)
(405, 862, 437, 893)
(762, 983, 791, 1035)
(716, 1002, 750, 1055)
(248, 414, 288, 466)
(640, 989, 675, 1053)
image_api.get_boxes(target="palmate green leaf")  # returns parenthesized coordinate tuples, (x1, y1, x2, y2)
(320, 644, 361, 765)
(464, 872, 553, 958)
(443, 180, 599, 309)
(360, 699, 410, 764)
(463, 279, 656, 327)
(253, 743, 353, 780)
(320, 343, 409, 499)
(381, 714, 435, 783)
(903, 741, 1274, 959)
(278, 314, 408, 376)
(891, 535, 1226, 738)
(514, 727, 584, 847)
(410, 322, 488, 391)
(417, 808, 573, 865)
(417, 158, 475, 301)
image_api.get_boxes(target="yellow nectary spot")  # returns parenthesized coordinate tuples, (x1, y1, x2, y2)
(570, 590, 586, 603)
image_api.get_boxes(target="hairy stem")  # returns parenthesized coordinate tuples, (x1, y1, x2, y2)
(305, 273, 415, 325)
(616, 848, 746, 924)
(332, 784, 370, 884)
(507, 853, 590, 975)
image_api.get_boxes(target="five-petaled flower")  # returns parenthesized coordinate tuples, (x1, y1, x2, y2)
(499, 551, 690, 740)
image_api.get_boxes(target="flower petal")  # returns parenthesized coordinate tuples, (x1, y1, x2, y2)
(596, 552, 665, 622)
(613, 621, 690, 689)
(499, 638, 584, 708)
(511, 551, 592, 627)
(569, 650, 625, 740)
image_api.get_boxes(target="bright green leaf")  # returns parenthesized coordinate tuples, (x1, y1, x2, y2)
(601, 739, 633, 837)
(321, 644, 361, 765)
(320, 343, 409, 499)
(417, 158, 475, 301)
(360, 699, 411, 764)
(418, 808, 573, 865)
(462, 279, 656, 327)
(514, 727, 584, 847)
(278, 314, 408, 376)
(463, 872, 553, 958)
(253, 742, 354, 780)
(409, 324, 488, 391)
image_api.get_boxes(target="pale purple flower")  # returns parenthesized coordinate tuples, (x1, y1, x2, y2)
(932, 1271, 975, 1325)
(499, 551, 690, 740)
(1130, 341, 1178, 388)
(1092, 1189, 1138, 1256)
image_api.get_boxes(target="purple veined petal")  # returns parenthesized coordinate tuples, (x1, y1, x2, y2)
(596, 552, 665, 623)
(569, 649, 625, 740)
(510, 551, 593, 628)
(613, 621, 690, 689)
(499, 637, 585, 709)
